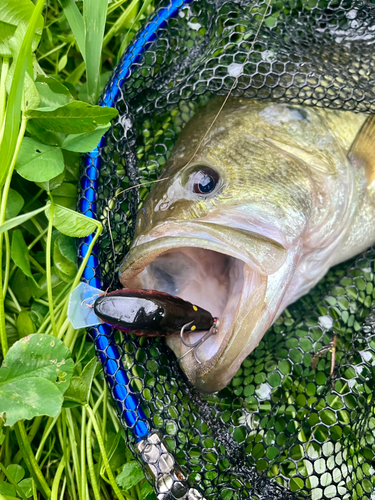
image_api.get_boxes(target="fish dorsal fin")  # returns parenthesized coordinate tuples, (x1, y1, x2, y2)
(349, 115, 375, 186)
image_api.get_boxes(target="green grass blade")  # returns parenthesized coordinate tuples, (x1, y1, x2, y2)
(59, 0, 86, 61)
(116, 0, 153, 58)
(0, 0, 45, 190)
(107, 0, 131, 15)
(0, 204, 47, 234)
(102, 0, 140, 49)
(0, 0, 44, 58)
(83, 0, 108, 104)
(65, 61, 85, 85)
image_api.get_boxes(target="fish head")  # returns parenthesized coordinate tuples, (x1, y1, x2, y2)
(119, 97, 338, 393)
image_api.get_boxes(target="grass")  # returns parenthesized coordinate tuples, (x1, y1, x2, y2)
(0, 0, 158, 499)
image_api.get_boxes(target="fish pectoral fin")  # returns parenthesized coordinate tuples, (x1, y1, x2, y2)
(349, 115, 375, 190)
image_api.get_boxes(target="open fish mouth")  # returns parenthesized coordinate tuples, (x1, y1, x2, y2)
(119, 222, 287, 392)
(123, 246, 248, 360)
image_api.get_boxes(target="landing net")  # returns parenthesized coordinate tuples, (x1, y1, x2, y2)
(79, 1, 375, 498)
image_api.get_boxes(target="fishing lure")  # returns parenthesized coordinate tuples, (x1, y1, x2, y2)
(93, 288, 213, 334)
(94, 289, 219, 363)
(68, 284, 219, 362)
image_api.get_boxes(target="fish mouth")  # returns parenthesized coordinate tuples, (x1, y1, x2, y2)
(119, 222, 286, 393)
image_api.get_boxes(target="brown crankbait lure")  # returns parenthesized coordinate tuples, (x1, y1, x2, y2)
(94, 288, 215, 337)
(94, 288, 219, 363)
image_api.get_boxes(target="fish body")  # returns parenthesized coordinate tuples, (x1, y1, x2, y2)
(119, 97, 375, 393)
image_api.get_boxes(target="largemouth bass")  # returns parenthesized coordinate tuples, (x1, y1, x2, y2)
(119, 97, 375, 393)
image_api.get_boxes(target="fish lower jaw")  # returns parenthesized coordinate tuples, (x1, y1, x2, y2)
(120, 242, 267, 392)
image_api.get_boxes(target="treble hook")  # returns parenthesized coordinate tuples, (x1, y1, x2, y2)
(177, 318, 219, 364)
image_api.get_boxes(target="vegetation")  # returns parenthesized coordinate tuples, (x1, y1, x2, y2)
(0, 0, 158, 498)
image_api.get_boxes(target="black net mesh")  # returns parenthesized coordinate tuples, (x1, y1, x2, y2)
(79, 1, 375, 498)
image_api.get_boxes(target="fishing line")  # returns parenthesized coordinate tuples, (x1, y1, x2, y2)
(104, 0, 272, 290)
(105, 176, 171, 290)
(184, 0, 273, 170)
(103, 0, 272, 291)
(112, 175, 171, 199)
(106, 210, 116, 291)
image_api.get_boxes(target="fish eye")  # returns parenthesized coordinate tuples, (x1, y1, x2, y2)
(191, 167, 219, 195)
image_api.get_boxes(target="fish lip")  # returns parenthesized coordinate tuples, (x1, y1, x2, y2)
(120, 221, 286, 277)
